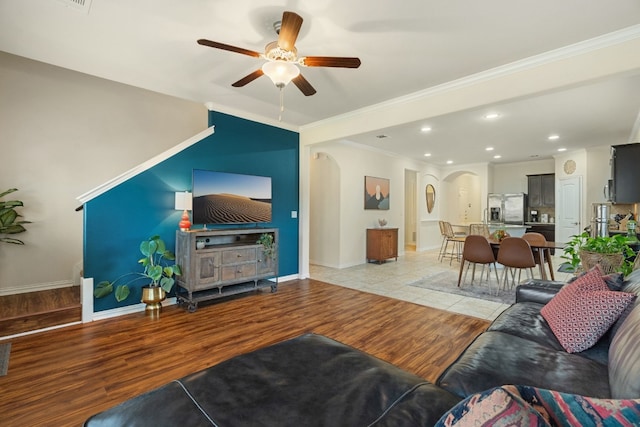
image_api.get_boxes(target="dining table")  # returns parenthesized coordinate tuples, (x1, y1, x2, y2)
(452, 235, 565, 281)
(488, 238, 565, 281)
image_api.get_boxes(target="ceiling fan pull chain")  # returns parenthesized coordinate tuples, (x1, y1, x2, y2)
(279, 86, 285, 121)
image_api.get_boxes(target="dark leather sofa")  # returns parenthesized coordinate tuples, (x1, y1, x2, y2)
(437, 272, 640, 399)
(85, 271, 640, 426)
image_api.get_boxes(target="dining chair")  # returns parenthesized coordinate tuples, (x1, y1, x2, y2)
(458, 235, 499, 292)
(496, 237, 536, 289)
(469, 223, 490, 237)
(522, 232, 555, 280)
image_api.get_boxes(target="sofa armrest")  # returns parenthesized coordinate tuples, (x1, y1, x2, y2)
(516, 280, 566, 304)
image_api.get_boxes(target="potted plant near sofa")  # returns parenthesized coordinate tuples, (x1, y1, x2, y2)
(562, 231, 635, 276)
(94, 235, 182, 311)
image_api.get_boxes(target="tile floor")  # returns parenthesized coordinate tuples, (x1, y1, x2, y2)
(309, 247, 571, 321)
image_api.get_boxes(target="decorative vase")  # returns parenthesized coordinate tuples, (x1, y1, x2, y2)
(141, 286, 166, 311)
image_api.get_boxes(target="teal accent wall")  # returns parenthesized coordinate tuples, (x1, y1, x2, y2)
(84, 111, 300, 312)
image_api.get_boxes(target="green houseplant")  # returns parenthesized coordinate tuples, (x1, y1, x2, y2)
(0, 188, 30, 245)
(257, 232, 276, 259)
(562, 231, 635, 276)
(94, 235, 182, 303)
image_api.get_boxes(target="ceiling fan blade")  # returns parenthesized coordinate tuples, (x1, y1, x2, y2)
(277, 11, 303, 51)
(301, 56, 361, 68)
(197, 39, 261, 58)
(292, 74, 316, 96)
(232, 69, 264, 87)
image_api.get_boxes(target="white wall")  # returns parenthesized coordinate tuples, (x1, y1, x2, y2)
(309, 142, 431, 268)
(309, 151, 341, 267)
(491, 159, 554, 193)
(0, 52, 207, 294)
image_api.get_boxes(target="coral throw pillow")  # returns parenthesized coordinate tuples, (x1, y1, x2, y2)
(541, 267, 635, 353)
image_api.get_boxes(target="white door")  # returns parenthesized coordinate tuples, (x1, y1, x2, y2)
(557, 176, 582, 243)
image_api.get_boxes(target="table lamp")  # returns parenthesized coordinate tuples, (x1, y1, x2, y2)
(174, 191, 193, 231)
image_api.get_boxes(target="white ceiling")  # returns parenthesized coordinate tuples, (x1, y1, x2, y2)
(1, 0, 639, 165)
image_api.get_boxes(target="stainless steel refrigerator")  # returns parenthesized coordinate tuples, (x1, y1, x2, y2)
(487, 193, 527, 225)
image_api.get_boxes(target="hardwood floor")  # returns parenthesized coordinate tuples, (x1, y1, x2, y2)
(0, 279, 488, 427)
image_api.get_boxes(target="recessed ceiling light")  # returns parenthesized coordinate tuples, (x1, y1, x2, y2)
(493, 155, 502, 159)
(423, 153, 432, 157)
(446, 160, 453, 164)
(420, 126, 432, 133)
(548, 134, 560, 140)
(484, 113, 500, 120)
(557, 148, 567, 152)
(485, 147, 494, 151)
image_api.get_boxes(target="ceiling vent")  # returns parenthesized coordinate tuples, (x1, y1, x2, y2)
(56, 0, 92, 13)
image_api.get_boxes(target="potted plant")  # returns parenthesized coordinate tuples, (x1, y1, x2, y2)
(562, 231, 635, 276)
(0, 188, 30, 245)
(94, 235, 182, 310)
(257, 232, 276, 259)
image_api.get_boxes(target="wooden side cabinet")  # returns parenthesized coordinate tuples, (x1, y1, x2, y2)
(366, 228, 398, 264)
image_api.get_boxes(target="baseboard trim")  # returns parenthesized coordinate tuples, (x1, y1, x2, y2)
(91, 297, 178, 321)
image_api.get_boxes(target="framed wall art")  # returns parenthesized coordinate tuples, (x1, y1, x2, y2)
(364, 176, 390, 210)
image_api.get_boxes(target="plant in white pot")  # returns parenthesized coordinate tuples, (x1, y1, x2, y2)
(94, 235, 182, 310)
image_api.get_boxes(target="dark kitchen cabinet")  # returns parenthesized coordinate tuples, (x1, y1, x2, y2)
(527, 174, 555, 208)
(611, 143, 640, 203)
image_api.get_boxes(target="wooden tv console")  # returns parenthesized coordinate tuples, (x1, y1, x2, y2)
(175, 228, 278, 312)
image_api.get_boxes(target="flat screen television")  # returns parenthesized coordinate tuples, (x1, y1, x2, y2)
(192, 169, 272, 225)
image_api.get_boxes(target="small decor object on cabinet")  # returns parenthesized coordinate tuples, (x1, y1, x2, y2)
(366, 228, 398, 264)
(364, 176, 390, 210)
(378, 218, 387, 228)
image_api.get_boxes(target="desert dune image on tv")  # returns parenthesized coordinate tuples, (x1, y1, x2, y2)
(192, 170, 272, 224)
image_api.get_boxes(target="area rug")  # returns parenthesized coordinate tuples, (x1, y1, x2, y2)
(408, 270, 516, 305)
(0, 342, 10, 376)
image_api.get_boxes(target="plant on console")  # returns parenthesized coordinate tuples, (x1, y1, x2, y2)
(257, 233, 276, 259)
(94, 235, 182, 302)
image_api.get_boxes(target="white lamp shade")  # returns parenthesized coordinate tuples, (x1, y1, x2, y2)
(174, 191, 192, 211)
(262, 60, 300, 87)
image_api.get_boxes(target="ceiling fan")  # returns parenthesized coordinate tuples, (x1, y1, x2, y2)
(197, 11, 361, 97)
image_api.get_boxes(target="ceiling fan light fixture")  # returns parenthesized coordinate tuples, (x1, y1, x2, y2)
(262, 60, 300, 87)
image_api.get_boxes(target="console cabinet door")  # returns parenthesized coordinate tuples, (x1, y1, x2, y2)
(257, 249, 276, 275)
(195, 252, 220, 288)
